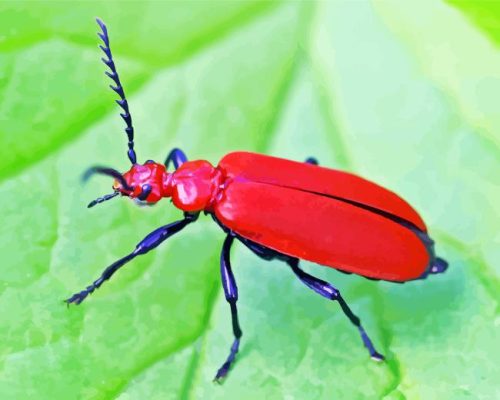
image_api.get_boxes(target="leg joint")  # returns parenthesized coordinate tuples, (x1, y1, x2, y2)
(226, 295, 238, 303)
(184, 212, 199, 222)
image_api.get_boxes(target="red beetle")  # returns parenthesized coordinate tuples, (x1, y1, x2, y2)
(66, 19, 448, 381)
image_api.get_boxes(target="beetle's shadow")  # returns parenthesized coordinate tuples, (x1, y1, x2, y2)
(357, 245, 479, 347)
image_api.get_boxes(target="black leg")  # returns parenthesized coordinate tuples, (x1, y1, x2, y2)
(288, 259, 384, 361)
(164, 148, 188, 170)
(212, 215, 385, 365)
(65, 212, 198, 305)
(214, 234, 243, 382)
(305, 156, 319, 165)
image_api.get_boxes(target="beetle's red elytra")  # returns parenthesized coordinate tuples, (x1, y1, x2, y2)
(66, 18, 448, 382)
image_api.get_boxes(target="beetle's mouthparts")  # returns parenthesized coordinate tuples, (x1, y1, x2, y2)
(82, 165, 132, 208)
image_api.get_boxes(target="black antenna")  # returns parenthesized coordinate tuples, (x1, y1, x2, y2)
(96, 18, 137, 164)
(87, 192, 119, 208)
(82, 166, 133, 191)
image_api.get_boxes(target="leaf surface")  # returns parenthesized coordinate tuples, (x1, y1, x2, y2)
(0, 2, 498, 399)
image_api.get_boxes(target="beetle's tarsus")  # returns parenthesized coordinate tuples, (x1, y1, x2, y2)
(431, 257, 448, 274)
(371, 352, 385, 362)
(65, 216, 196, 309)
(65, 284, 105, 307)
(213, 363, 230, 383)
(213, 337, 240, 382)
(65, 284, 97, 305)
(65, 291, 89, 306)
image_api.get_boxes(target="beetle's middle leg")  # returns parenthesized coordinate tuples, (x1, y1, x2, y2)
(164, 148, 188, 170)
(287, 259, 384, 361)
(214, 233, 243, 382)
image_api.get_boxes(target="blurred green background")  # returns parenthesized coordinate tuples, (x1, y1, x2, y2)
(0, 1, 498, 399)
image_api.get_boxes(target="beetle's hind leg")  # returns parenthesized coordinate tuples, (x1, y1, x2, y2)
(214, 234, 243, 383)
(164, 148, 188, 170)
(234, 234, 383, 361)
(288, 259, 384, 361)
(216, 222, 384, 371)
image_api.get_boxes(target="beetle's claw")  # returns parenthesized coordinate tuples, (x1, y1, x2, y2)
(371, 352, 385, 362)
(64, 291, 89, 306)
(213, 364, 230, 383)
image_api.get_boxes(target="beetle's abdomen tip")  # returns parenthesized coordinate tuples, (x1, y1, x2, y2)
(430, 257, 448, 274)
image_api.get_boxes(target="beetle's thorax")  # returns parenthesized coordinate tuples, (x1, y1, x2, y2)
(169, 160, 223, 212)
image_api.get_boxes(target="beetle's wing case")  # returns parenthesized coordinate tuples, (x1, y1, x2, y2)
(218, 152, 426, 232)
(215, 152, 432, 282)
(213, 180, 429, 282)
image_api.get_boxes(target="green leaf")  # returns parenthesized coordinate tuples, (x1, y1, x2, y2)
(447, 0, 500, 48)
(1, 1, 498, 399)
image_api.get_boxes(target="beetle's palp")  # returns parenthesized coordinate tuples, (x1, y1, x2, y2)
(96, 18, 137, 165)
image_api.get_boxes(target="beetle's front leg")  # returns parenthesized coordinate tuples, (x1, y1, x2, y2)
(288, 259, 384, 361)
(164, 148, 188, 170)
(65, 212, 198, 305)
(214, 234, 243, 382)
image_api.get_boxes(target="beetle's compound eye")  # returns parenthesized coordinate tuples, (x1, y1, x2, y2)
(145, 160, 155, 164)
(137, 184, 152, 201)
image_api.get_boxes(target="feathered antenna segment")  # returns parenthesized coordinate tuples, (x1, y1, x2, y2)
(96, 18, 137, 165)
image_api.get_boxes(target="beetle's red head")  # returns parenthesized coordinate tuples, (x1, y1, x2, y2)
(118, 161, 172, 204)
(84, 161, 172, 208)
